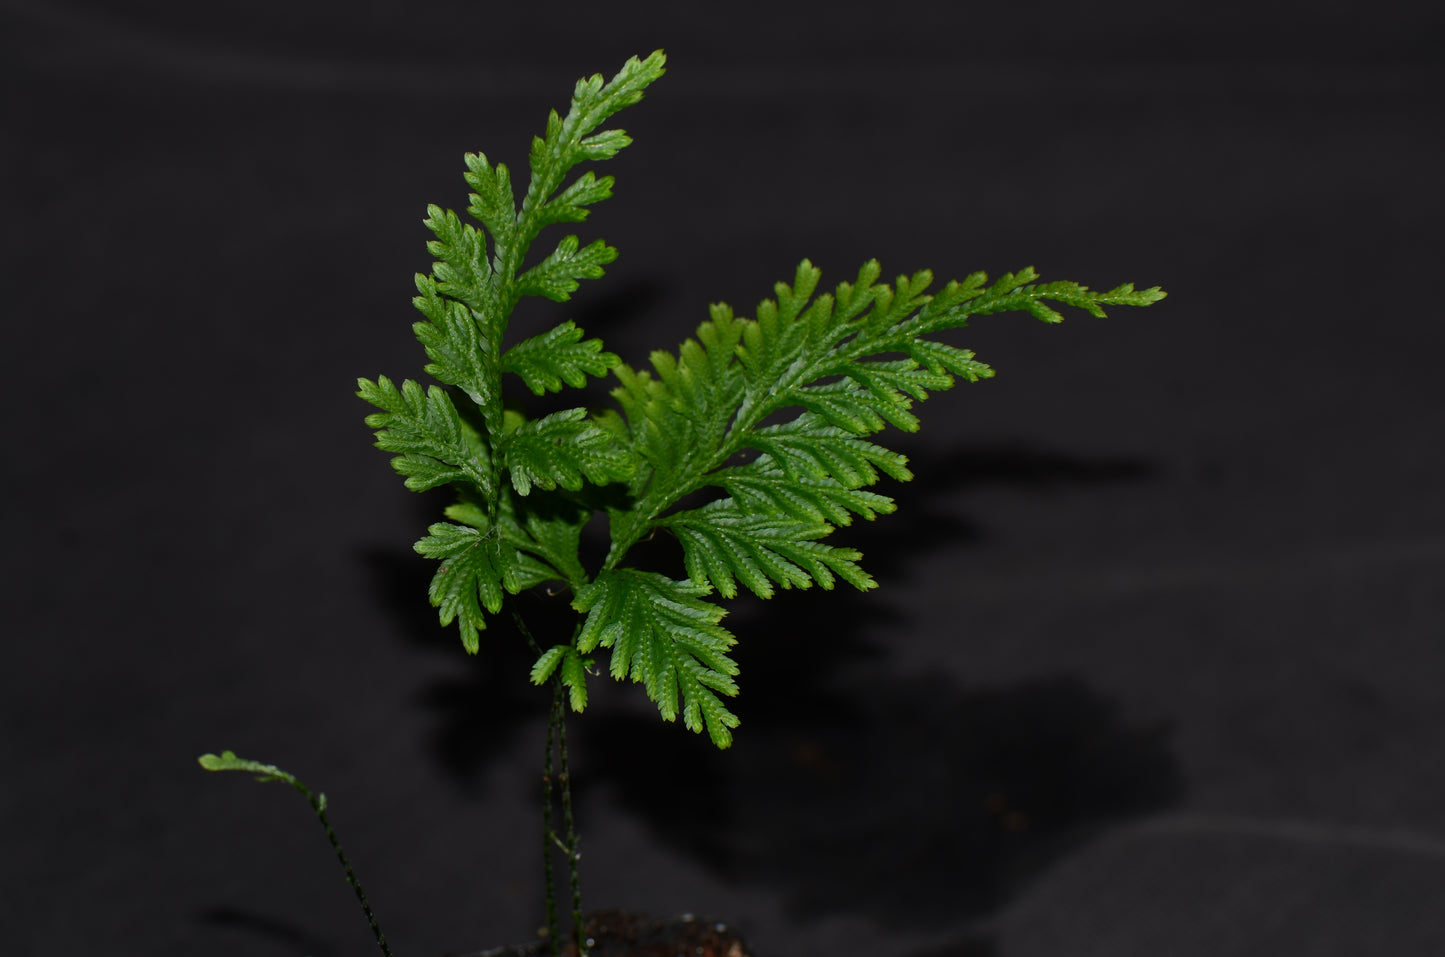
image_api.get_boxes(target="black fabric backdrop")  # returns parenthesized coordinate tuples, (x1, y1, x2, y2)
(4, 2, 1445, 955)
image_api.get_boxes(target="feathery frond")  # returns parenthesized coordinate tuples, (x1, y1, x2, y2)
(361, 50, 1166, 746)
(414, 521, 523, 653)
(530, 644, 592, 712)
(604, 259, 1165, 580)
(572, 570, 740, 747)
(502, 408, 637, 496)
(503, 321, 620, 395)
(358, 376, 490, 495)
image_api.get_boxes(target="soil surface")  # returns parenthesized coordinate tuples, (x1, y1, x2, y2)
(450, 910, 754, 957)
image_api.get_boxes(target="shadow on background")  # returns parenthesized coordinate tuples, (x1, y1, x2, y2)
(587, 665, 1179, 929)
(200, 908, 340, 957)
(903, 936, 998, 957)
(360, 436, 1175, 924)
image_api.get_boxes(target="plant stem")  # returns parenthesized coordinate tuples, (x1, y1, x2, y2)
(541, 686, 560, 957)
(555, 687, 585, 955)
(309, 795, 394, 957)
(515, 607, 587, 957)
(542, 679, 587, 956)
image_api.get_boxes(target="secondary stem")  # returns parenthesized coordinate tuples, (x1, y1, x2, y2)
(312, 797, 393, 957)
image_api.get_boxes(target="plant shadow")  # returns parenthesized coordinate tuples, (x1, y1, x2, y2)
(360, 534, 579, 788)
(362, 436, 1175, 925)
(570, 441, 1172, 928)
(585, 664, 1179, 929)
(199, 907, 340, 957)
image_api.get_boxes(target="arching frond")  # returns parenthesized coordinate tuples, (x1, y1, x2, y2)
(361, 49, 1166, 748)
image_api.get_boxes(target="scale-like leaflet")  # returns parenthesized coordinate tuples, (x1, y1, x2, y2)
(424, 500, 585, 647)
(502, 408, 636, 496)
(606, 260, 1165, 636)
(358, 376, 490, 496)
(414, 522, 521, 654)
(571, 570, 741, 747)
(412, 270, 497, 410)
(657, 498, 874, 599)
(503, 320, 619, 395)
(530, 644, 592, 711)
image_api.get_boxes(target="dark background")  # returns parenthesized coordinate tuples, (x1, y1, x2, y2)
(4, 1, 1445, 955)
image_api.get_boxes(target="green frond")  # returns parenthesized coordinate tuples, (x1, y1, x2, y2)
(460, 151, 516, 257)
(358, 376, 491, 495)
(659, 499, 875, 599)
(848, 268, 938, 345)
(744, 412, 912, 486)
(497, 494, 592, 589)
(544, 170, 615, 225)
(502, 321, 619, 395)
(572, 569, 740, 747)
(530, 644, 567, 682)
(415, 521, 527, 653)
(198, 750, 292, 783)
(422, 204, 492, 314)
(530, 644, 592, 711)
(443, 498, 573, 591)
(519, 51, 666, 245)
(412, 274, 498, 408)
(843, 358, 954, 403)
(713, 459, 898, 526)
(502, 408, 637, 496)
(604, 259, 1164, 572)
(607, 364, 701, 496)
(364, 51, 1168, 750)
(790, 378, 901, 433)
(917, 267, 1168, 332)
(514, 235, 619, 302)
(898, 338, 994, 381)
(379, 52, 663, 477)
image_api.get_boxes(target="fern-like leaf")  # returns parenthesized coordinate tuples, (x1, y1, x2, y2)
(713, 458, 897, 526)
(746, 412, 913, 487)
(443, 499, 578, 591)
(411, 273, 497, 408)
(572, 570, 740, 747)
(658, 499, 874, 599)
(364, 50, 1167, 750)
(519, 51, 667, 245)
(503, 408, 637, 496)
(530, 644, 593, 711)
(421, 204, 492, 314)
(515, 235, 619, 302)
(415, 521, 525, 653)
(358, 376, 490, 495)
(605, 259, 1165, 588)
(503, 321, 620, 395)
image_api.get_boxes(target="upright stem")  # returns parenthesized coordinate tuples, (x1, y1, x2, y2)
(541, 693, 560, 957)
(516, 607, 587, 957)
(555, 689, 585, 954)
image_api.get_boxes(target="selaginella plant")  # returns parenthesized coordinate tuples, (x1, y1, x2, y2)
(202, 49, 1165, 957)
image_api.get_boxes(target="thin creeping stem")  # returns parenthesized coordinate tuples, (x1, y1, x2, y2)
(197, 753, 393, 957)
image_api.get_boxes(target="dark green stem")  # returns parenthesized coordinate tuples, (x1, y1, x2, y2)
(555, 689, 585, 955)
(307, 793, 393, 957)
(199, 752, 393, 956)
(514, 607, 587, 957)
(542, 693, 561, 957)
